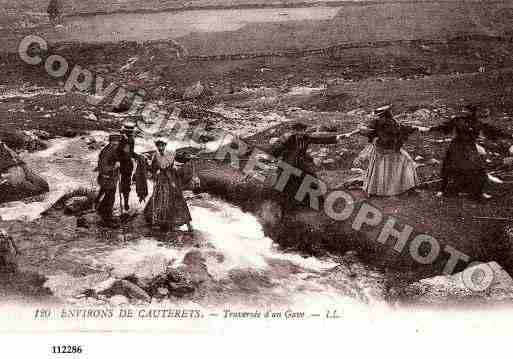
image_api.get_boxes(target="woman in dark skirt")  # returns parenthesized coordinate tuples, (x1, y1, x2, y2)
(144, 139, 193, 232)
(426, 105, 509, 200)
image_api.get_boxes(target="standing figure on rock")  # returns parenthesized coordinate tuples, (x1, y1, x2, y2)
(271, 122, 340, 209)
(424, 105, 508, 200)
(118, 123, 137, 211)
(344, 106, 421, 197)
(144, 139, 193, 233)
(96, 134, 122, 225)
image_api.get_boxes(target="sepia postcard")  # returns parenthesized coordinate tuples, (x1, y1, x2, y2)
(1, 0, 513, 354)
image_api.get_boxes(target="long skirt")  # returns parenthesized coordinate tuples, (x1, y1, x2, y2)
(144, 169, 192, 228)
(364, 145, 419, 196)
(441, 140, 486, 195)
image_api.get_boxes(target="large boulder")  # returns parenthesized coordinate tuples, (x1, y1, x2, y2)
(0, 141, 49, 203)
(395, 262, 513, 306)
(0, 130, 47, 152)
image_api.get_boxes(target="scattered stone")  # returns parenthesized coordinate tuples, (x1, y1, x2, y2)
(397, 262, 513, 305)
(85, 113, 98, 121)
(109, 295, 129, 306)
(178, 250, 213, 286)
(98, 279, 151, 303)
(0, 130, 46, 152)
(0, 141, 49, 203)
(26, 130, 51, 142)
(168, 282, 195, 298)
(76, 216, 90, 229)
(183, 81, 208, 100)
(64, 196, 90, 214)
(157, 287, 169, 297)
(63, 129, 78, 138)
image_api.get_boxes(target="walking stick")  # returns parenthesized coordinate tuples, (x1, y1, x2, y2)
(118, 178, 124, 217)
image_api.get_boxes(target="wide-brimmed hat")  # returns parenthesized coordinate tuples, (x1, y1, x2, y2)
(109, 134, 122, 141)
(374, 105, 392, 117)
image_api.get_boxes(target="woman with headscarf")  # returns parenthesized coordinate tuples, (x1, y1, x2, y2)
(144, 139, 193, 232)
(344, 106, 422, 197)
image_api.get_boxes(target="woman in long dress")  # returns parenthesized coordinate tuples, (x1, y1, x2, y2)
(144, 139, 193, 232)
(344, 106, 421, 197)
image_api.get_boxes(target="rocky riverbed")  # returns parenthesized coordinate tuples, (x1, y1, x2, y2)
(3, 2, 513, 311)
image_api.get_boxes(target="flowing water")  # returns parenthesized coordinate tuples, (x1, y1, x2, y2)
(0, 98, 388, 313)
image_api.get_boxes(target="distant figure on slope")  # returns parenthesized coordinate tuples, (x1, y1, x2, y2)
(425, 105, 509, 200)
(344, 106, 422, 197)
(47, 0, 61, 25)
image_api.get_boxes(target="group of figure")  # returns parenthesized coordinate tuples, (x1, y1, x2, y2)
(94, 103, 506, 229)
(95, 124, 193, 232)
(272, 104, 509, 206)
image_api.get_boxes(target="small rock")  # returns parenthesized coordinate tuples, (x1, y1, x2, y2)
(157, 287, 169, 297)
(183, 81, 207, 100)
(109, 295, 129, 306)
(86, 114, 98, 122)
(76, 216, 90, 228)
(168, 282, 195, 298)
(64, 196, 90, 214)
(63, 129, 78, 138)
(98, 279, 151, 303)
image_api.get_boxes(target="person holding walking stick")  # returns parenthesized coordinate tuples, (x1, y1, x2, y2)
(96, 134, 122, 226)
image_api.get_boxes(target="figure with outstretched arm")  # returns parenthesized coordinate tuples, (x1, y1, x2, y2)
(343, 105, 421, 197)
(417, 105, 510, 200)
(270, 121, 340, 209)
